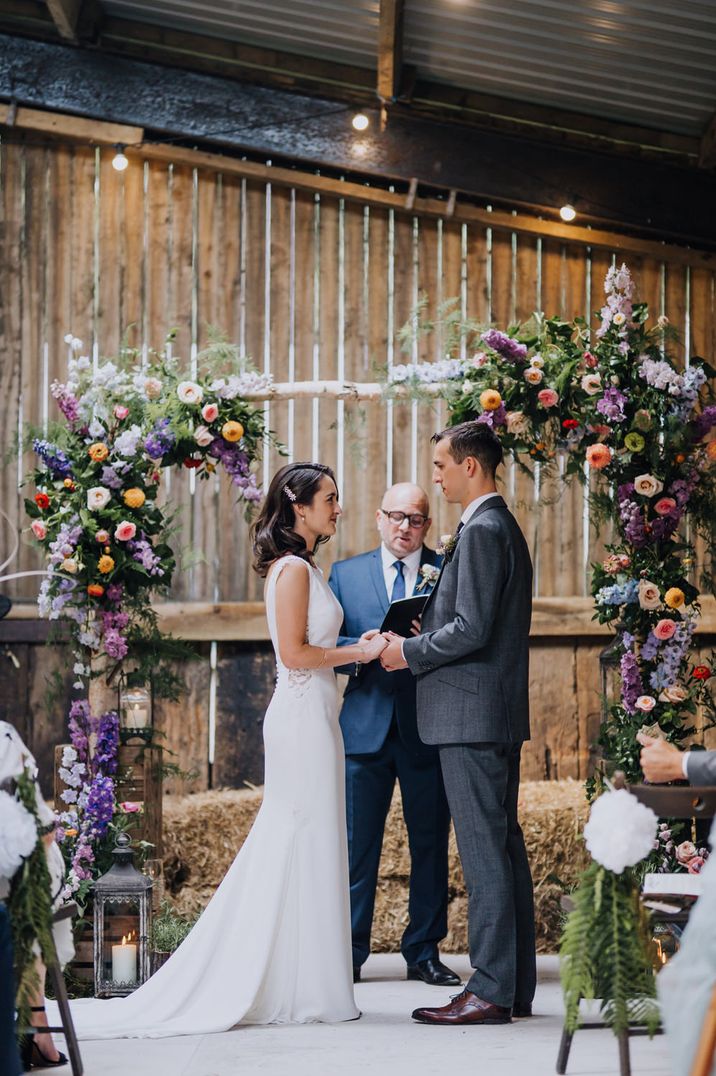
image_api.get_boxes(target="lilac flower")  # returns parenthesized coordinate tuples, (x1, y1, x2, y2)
(638, 357, 681, 393)
(50, 380, 81, 425)
(33, 439, 74, 478)
(208, 440, 263, 500)
(481, 329, 528, 362)
(103, 628, 129, 660)
(100, 465, 124, 490)
(619, 497, 649, 547)
(476, 403, 507, 429)
(127, 534, 165, 576)
(596, 387, 628, 423)
(106, 583, 124, 604)
(144, 417, 175, 459)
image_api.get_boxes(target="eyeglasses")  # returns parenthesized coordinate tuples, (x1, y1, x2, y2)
(380, 510, 429, 528)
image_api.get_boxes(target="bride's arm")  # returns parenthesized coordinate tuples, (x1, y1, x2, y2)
(274, 562, 386, 670)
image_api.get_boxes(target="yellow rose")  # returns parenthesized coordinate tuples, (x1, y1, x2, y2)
(664, 587, 685, 609)
(479, 389, 502, 412)
(123, 488, 146, 508)
(89, 442, 109, 462)
(98, 555, 115, 574)
(221, 420, 244, 443)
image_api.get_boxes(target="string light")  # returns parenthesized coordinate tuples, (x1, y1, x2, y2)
(112, 145, 129, 172)
(559, 203, 576, 222)
(352, 113, 369, 132)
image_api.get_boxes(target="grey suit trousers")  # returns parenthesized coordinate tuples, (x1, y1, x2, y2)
(439, 741, 536, 1009)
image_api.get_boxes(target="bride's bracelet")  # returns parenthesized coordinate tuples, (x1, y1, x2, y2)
(316, 647, 327, 668)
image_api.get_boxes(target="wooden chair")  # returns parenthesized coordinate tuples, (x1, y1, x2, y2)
(557, 780, 716, 1076)
(22, 901, 83, 1076)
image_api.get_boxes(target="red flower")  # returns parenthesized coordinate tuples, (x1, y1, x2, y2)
(87, 584, 105, 598)
(562, 419, 579, 430)
(693, 665, 712, 681)
(34, 492, 50, 509)
(183, 457, 202, 469)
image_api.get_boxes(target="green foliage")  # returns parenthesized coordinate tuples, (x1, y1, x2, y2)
(150, 899, 197, 953)
(560, 863, 660, 1036)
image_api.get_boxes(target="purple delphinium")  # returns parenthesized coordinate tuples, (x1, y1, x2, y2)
(106, 583, 124, 604)
(691, 405, 716, 441)
(85, 775, 115, 835)
(208, 439, 263, 502)
(617, 487, 649, 547)
(33, 439, 74, 478)
(620, 633, 644, 714)
(103, 628, 129, 660)
(650, 621, 696, 691)
(596, 387, 628, 423)
(68, 699, 91, 762)
(144, 417, 175, 459)
(480, 329, 528, 363)
(95, 711, 119, 775)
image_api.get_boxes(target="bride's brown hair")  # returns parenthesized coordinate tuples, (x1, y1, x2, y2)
(251, 462, 338, 577)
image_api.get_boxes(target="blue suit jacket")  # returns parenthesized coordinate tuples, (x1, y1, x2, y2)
(328, 546, 442, 757)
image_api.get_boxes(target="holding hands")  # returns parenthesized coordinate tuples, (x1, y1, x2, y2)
(359, 629, 389, 662)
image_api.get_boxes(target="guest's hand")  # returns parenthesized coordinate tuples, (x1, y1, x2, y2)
(380, 632, 409, 671)
(637, 732, 685, 783)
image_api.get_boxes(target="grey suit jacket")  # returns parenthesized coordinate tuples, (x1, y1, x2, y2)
(403, 496, 532, 745)
(687, 750, 716, 785)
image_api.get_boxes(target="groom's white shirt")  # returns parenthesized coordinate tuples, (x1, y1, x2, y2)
(460, 491, 502, 526)
(381, 543, 422, 599)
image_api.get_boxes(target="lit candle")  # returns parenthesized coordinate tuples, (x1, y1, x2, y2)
(111, 934, 137, 984)
(126, 703, 148, 729)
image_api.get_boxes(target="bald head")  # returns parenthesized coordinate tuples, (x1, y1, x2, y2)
(377, 482, 431, 559)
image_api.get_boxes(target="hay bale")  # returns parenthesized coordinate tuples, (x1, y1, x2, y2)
(161, 779, 589, 954)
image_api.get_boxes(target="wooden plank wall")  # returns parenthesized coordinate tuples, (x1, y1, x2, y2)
(1, 137, 715, 791)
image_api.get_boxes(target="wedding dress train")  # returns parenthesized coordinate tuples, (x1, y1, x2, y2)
(52, 555, 359, 1038)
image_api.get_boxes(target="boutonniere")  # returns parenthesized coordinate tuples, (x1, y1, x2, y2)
(436, 532, 460, 561)
(416, 564, 440, 592)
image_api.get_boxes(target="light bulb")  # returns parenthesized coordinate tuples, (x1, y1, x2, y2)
(352, 113, 369, 132)
(559, 203, 576, 222)
(112, 147, 129, 172)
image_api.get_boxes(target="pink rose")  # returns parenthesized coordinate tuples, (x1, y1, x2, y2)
(95, 529, 110, 544)
(635, 695, 656, 713)
(676, 840, 697, 864)
(114, 405, 129, 420)
(654, 497, 677, 516)
(688, 856, 706, 874)
(201, 403, 219, 423)
(194, 425, 214, 447)
(119, 801, 140, 813)
(537, 388, 559, 408)
(584, 351, 598, 368)
(114, 521, 137, 542)
(653, 619, 677, 641)
(471, 352, 488, 368)
(31, 520, 47, 540)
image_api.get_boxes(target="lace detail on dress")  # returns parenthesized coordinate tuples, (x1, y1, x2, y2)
(287, 667, 313, 696)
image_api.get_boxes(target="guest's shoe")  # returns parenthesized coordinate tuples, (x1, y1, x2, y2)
(406, 957, 461, 986)
(21, 1006, 69, 1070)
(512, 1002, 533, 1017)
(353, 966, 361, 983)
(412, 988, 512, 1025)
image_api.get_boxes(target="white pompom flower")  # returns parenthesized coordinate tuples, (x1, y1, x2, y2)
(583, 789, 658, 874)
(0, 791, 38, 880)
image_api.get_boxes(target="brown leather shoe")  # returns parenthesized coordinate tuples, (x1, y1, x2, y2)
(412, 989, 512, 1025)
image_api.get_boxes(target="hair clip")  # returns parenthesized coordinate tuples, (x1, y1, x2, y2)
(283, 485, 297, 502)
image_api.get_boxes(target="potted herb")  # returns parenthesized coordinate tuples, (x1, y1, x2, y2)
(150, 900, 197, 974)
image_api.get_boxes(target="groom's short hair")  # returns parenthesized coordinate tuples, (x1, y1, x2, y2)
(432, 421, 503, 477)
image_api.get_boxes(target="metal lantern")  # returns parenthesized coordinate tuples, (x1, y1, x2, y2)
(93, 832, 152, 997)
(119, 682, 153, 744)
(599, 629, 623, 726)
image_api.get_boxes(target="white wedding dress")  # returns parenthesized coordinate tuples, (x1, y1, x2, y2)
(52, 555, 359, 1038)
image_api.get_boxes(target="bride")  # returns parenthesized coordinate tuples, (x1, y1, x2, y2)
(52, 462, 387, 1039)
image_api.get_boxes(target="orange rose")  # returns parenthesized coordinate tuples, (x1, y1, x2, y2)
(123, 488, 146, 508)
(479, 389, 502, 412)
(63, 477, 75, 490)
(706, 441, 716, 461)
(98, 555, 115, 574)
(89, 442, 109, 462)
(586, 443, 612, 470)
(87, 584, 105, 597)
(221, 420, 244, 442)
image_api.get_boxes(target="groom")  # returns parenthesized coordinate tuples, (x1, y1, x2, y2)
(380, 421, 536, 1025)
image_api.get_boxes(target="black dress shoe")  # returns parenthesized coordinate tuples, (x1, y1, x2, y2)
(512, 1002, 533, 1017)
(353, 966, 361, 983)
(406, 957, 462, 986)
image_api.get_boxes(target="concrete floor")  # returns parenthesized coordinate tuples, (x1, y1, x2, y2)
(56, 955, 671, 1076)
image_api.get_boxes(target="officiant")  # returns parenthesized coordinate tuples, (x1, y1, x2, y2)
(328, 483, 459, 987)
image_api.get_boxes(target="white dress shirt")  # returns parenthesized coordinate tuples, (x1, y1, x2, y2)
(683, 752, 691, 779)
(381, 543, 422, 600)
(460, 490, 503, 526)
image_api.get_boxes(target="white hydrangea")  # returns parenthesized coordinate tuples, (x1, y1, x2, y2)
(0, 791, 38, 880)
(584, 789, 658, 874)
(114, 424, 144, 458)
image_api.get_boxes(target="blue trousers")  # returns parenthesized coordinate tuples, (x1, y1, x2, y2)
(345, 721, 451, 968)
(0, 903, 21, 1076)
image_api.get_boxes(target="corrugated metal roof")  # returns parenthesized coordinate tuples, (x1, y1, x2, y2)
(102, 0, 716, 136)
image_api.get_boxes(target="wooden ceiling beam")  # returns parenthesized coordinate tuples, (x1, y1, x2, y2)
(45, 0, 81, 41)
(0, 102, 142, 145)
(377, 0, 404, 103)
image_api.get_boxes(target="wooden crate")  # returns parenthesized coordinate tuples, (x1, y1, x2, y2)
(54, 743, 163, 856)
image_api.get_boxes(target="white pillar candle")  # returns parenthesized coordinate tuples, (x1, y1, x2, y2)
(125, 703, 148, 729)
(111, 936, 137, 984)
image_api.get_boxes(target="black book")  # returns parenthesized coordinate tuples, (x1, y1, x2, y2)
(380, 594, 428, 637)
